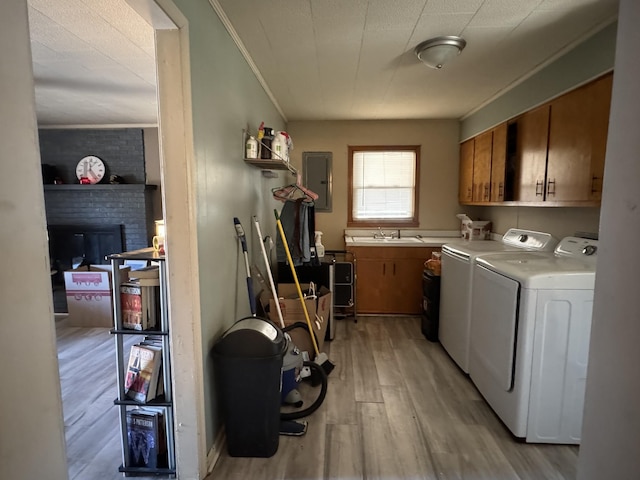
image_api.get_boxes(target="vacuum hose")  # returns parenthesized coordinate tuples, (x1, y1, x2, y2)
(280, 360, 328, 421)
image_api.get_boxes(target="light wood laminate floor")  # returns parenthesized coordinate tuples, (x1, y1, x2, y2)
(57, 316, 579, 479)
(56, 317, 166, 480)
(208, 316, 579, 480)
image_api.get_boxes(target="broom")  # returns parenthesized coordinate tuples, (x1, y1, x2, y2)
(274, 209, 335, 376)
(252, 215, 285, 329)
(254, 215, 309, 436)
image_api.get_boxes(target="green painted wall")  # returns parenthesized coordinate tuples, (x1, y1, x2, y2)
(172, 0, 286, 450)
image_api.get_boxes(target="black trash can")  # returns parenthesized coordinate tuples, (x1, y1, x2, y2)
(213, 317, 286, 457)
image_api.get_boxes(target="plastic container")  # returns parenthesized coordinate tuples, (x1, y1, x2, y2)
(271, 131, 289, 163)
(456, 214, 492, 240)
(245, 136, 258, 159)
(213, 317, 286, 457)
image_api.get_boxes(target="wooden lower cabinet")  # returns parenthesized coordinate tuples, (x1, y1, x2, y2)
(349, 246, 437, 315)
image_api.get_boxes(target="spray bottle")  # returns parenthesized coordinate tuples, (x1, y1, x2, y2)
(314, 231, 325, 258)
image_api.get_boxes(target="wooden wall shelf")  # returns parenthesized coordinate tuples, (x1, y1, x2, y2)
(44, 184, 157, 191)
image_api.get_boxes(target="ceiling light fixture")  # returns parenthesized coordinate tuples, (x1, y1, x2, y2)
(414, 36, 467, 69)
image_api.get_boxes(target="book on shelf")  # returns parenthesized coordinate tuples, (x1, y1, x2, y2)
(136, 277, 161, 287)
(121, 282, 143, 330)
(128, 266, 161, 287)
(139, 337, 164, 398)
(120, 281, 160, 330)
(155, 361, 164, 398)
(126, 407, 167, 469)
(128, 265, 160, 279)
(141, 283, 160, 330)
(124, 344, 162, 403)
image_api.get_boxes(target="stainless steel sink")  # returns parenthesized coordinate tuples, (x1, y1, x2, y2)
(381, 237, 423, 243)
(347, 236, 424, 244)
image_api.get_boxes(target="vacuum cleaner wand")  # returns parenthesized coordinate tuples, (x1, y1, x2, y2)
(233, 217, 256, 316)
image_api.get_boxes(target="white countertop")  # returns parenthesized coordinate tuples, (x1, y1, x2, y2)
(344, 231, 460, 248)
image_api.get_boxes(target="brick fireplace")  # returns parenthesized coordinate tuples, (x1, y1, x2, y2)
(40, 128, 159, 312)
(44, 184, 157, 257)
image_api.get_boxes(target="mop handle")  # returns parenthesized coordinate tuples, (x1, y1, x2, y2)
(253, 216, 285, 329)
(274, 209, 320, 356)
(233, 217, 256, 316)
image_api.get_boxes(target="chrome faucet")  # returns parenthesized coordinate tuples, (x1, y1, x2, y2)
(373, 227, 399, 239)
(374, 227, 386, 239)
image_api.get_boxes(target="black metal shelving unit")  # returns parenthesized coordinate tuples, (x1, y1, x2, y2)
(108, 248, 176, 477)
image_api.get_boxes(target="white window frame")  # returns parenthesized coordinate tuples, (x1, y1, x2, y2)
(348, 145, 420, 227)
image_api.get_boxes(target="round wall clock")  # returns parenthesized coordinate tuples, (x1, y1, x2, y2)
(76, 155, 106, 184)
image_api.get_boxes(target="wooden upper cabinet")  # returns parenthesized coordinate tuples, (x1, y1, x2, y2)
(459, 73, 611, 206)
(514, 105, 550, 202)
(546, 81, 591, 201)
(459, 139, 474, 203)
(472, 130, 492, 202)
(459, 123, 508, 204)
(490, 123, 508, 202)
(546, 72, 613, 202)
(587, 73, 613, 201)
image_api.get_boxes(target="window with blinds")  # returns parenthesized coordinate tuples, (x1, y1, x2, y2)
(348, 146, 420, 226)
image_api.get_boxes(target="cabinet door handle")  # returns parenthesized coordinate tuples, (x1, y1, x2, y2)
(484, 184, 490, 201)
(382, 263, 386, 275)
(535, 180, 544, 196)
(547, 178, 556, 196)
(499, 182, 504, 200)
(467, 186, 472, 200)
(393, 263, 396, 275)
(591, 176, 601, 193)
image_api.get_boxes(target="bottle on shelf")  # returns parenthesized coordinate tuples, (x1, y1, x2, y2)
(271, 131, 290, 163)
(260, 127, 274, 159)
(245, 135, 258, 159)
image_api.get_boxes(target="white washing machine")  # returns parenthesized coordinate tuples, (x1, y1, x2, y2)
(439, 229, 557, 373)
(469, 236, 599, 444)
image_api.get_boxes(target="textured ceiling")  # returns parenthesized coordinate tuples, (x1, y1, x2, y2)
(28, 0, 157, 126)
(29, 0, 619, 126)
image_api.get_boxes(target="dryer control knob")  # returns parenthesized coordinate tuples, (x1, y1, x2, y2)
(518, 234, 528, 242)
(582, 245, 598, 256)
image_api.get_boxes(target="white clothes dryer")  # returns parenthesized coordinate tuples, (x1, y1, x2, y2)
(469, 236, 599, 444)
(439, 229, 557, 373)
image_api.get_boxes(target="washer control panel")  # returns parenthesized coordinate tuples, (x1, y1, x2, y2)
(556, 236, 599, 259)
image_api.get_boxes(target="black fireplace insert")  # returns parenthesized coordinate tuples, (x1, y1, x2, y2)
(48, 224, 124, 277)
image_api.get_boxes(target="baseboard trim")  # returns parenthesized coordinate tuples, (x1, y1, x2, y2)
(207, 428, 226, 473)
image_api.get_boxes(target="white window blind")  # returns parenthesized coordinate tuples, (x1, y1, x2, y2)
(352, 150, 416, 220)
